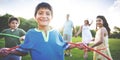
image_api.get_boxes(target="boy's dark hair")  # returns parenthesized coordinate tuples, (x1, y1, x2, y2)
(34, 2, 53, 17)
(96, 15, 111, 36)
(8, 17, 20, 24)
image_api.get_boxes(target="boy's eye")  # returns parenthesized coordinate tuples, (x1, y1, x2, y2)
(96, 20, 101, 22)
(11, 22, 15, 24)
(11, 21, 18, 24)
(38, 12, 51, 16)
(16, 23, 18, 24)
(38, 12, 42, 15)
(46, 12, 50, 15)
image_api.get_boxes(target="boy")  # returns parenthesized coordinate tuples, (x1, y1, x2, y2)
(0, 17, 26, 60)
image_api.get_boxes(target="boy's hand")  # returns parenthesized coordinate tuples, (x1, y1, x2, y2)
(0, 48, 9, 57)
(86, 46, 92, 52)
(19, 36, 25, 41)
(69, 44, 76, 49)
(75, 42, 85, 50)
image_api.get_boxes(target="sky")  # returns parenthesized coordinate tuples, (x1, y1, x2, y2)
(0, 0, 120, 31)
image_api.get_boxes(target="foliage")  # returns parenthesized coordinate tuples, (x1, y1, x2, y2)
(110, 26, 120, 39)
(0, 14, 37, 32)
(19, 17, 37, 31)
(91, 30, 96, 37)
(0, 14, 120, 39)
(0, 14, 13, 32)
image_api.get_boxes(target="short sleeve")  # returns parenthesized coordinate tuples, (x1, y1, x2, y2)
(19, 29, 26, 37)
(19, 30, 34, 49)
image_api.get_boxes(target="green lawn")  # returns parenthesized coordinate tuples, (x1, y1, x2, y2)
(0, 37, 120, 60)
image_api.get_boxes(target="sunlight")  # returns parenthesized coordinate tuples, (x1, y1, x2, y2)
(0, 0, 119, 31)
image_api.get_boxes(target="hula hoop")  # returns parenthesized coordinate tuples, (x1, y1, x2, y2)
(0, 33, 20, 39)
(0, 33, 20, 51)
(0, 33, 20, 57)
(0, 34, 112, 60)
(7, 46, 20, 51)
(68, 42, 111, 60)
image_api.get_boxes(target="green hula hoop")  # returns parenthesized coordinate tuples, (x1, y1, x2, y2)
(0, 33, 20, 39)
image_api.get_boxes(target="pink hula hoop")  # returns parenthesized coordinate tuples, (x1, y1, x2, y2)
(68, 42, 111, 60)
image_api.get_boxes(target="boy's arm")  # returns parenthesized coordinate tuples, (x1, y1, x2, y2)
(19, 36, 25, 40)
(19, 29, 26, 40)
(66, 43, 84, 50)
(0, 30, 6, 38)
(10, 48, 28, 56)
(0, 31, 4, 38)
(89, 20, 93, 26)
(72, 21, 76, 35)
(0, 48, 28, 57)
(10, 50, 28, 56)
(67, 44, 76, 49)
(0, 34, 4, 38)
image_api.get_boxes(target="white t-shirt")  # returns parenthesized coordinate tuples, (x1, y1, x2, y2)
(63, 20, 73, 36)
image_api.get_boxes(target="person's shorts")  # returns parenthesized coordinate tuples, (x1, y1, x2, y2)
(63, 34, 72, 42)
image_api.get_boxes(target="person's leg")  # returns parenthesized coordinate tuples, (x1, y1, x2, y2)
(63, 34, 67, 42)
(84, 51, 88, 60)
(67, 35, 72, 57)
(82, 42, 89, 60)
(93, 52, 97, 60)
(63, 34, 69, 56)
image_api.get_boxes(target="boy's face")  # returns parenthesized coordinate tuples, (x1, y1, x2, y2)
(9, 20, 19, 29)
(35, 8, 52, 27)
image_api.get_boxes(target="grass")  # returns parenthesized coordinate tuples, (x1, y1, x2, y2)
(65, 37, 93, 60)
(0, 37, 120, 60)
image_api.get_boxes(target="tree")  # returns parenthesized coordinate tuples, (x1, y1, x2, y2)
(0, 14, 13, 32)
(0, 14, 37, 32)
(19, 17, 37, 31)
(91, 30, 96, 37)
(114, 26, 120, 33)
(110, 26, 120, 39)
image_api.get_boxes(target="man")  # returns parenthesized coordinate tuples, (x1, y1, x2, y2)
(63, 14, 75, 57)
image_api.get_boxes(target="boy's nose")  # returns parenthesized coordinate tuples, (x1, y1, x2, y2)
(42, 13, 47, 17)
